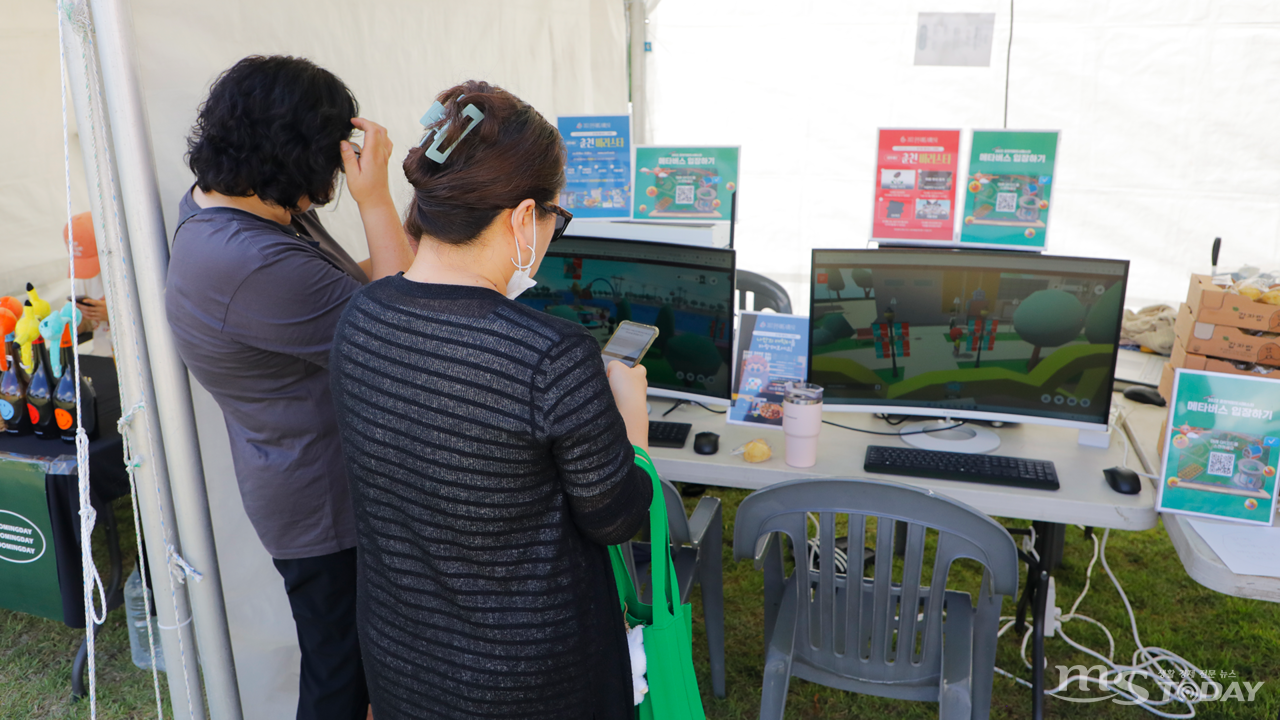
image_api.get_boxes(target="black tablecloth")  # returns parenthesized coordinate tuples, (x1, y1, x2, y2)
(0, 356, 128, 627)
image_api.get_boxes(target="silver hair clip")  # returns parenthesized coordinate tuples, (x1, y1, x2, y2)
(418, 95, 486, 163)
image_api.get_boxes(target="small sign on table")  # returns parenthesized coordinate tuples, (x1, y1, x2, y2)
(1159, 368, 1280, 525)
(728, 312, 810, 429)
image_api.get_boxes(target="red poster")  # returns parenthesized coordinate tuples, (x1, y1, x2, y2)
(871, 129, 961, 243)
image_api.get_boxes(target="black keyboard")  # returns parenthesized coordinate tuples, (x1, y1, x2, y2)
(649, 421, 692, 449)
(864, 445, 1059, 491)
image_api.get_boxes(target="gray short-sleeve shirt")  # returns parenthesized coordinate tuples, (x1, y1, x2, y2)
(166, 189, 368, 559)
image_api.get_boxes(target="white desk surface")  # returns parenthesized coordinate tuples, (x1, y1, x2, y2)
(1118, 397, 1280, 602)
(647, 395, 1157, 531)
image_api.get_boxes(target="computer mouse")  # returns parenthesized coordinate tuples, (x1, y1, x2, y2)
(693, 432, 719, 455)
(1103, 466, 1142, 495)
(1123, 385, 1166, 407)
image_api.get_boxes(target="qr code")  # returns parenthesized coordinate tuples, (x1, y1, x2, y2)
(1207, 451, 1236, 477)
(995, 193, 1017, 213)
(676, 185, 695, 204)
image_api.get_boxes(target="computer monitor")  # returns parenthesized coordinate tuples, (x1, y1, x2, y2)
(809, 248, 1129, 440)
(518, 236, 736, 405)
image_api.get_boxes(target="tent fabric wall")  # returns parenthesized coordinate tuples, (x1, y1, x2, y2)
(645, 0, 1280, 309)
(1, 0, 93, 298)
(136, 0, 628, 259)
(8, 1, 626, 717)
(126, 2, 627, 716)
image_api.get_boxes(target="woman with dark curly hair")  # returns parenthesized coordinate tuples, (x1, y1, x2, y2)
(165, 55, 412, 720)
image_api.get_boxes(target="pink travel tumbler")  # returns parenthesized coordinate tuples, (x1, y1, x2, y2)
(783, 382, 824, 468)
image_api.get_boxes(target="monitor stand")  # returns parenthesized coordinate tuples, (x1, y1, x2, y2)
(899, 419, 1001, 454)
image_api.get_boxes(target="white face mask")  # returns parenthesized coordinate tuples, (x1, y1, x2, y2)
(505, 209, 538, 300)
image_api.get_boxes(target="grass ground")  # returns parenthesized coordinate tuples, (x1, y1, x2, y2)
(683, 488, 1280, 720)
(0, 498, 174, 720)
(3, 489, 1278, 719)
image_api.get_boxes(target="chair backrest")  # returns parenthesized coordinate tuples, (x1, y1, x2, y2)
(618, 479, 691, 602)
(732, 477, 1018, 686)
(737, 270, 792, 314)
(659, 478, 691, 546)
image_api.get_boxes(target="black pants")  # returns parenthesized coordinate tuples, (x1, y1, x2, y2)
(273, 548, 368, 720)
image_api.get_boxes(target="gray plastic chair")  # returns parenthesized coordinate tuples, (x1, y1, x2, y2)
(732, 478, 1019, 720)
(737, 270, 792, 314)
(624, 478, 726, 698)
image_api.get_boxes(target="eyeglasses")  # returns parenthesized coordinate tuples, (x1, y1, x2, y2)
(539, 202, 573, 243)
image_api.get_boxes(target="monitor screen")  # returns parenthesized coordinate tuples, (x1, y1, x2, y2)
(518, 236, 736, 401)
(810, 249, 1129, 428)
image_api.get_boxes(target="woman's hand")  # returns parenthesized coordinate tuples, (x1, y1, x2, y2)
(342, 118, 414, 280)
(607, 361, 649, 451)
(76, 297, 108, 326)
(341, 118, 393, 207)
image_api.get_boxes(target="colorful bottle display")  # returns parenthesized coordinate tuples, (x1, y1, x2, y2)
(0, 332, 28, 435)
(14, 301, 40, 376)
(54, 333, 97, 443)
(2, 292, 98, 441)
(25, 338, 57, 439)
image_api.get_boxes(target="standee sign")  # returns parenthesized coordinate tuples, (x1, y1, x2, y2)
(871, 128, 961, 244)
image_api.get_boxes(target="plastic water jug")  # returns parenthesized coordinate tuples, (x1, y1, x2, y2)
(124, 567, 166, 672)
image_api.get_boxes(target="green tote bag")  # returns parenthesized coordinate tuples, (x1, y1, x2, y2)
(609, 446, 707, 720)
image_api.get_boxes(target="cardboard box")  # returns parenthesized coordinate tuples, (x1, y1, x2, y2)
(1171, 343, 1280, 379)
(1159, 362, 1174, 401)
(1160, 332, 1280, 400)
(1185, 274, 1280, 332)
(1173, 303, 1280, 368)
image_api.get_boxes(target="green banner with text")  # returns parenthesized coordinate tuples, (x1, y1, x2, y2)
(0, 456, 63, 621)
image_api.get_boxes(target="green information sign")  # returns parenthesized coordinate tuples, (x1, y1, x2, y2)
(959, 130, 1059, 250)
(633, 146, 739, 221)
(0, 456, 63, 620)
(1159, 369, 1280, 525)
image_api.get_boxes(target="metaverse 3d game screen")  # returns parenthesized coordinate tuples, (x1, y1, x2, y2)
(519, 237, 736, 400)
(810, 250, 1128, 425)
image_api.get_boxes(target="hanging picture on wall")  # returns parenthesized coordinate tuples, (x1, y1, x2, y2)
(959, 130, 1060, 251)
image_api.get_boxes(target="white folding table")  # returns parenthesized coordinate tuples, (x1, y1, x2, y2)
(1119, 398, 1280, 603)
(647, 393, 1157, 720)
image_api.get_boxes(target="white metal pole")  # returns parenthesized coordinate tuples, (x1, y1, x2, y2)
(58, 8, 206, 716)
(86, 1, 244, 717)
(629, 0, 648, 143)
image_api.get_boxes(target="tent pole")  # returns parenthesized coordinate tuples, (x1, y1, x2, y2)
(86, 0, 244, 718)
(58, 8, 206, 717)
(629, 0, 647, 143)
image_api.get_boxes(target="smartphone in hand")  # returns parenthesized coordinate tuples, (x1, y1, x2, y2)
(601, 321, 659, 368)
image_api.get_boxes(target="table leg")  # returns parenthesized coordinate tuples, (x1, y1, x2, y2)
(71, 499, 126, 702)
(1029, 521, 1066, 720)
(1031, 569, 1049, 720)
(1014, 568, 1035, 635)
(893, 520, 908, 557)
(101, 503, 124, 606)
(71, 622, 105, 701)
(1002, 526, 1035, 635)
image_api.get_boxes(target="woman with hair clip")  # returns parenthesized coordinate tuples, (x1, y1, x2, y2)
(329, 81, 653, 720)
(167, 55, 413, 720)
